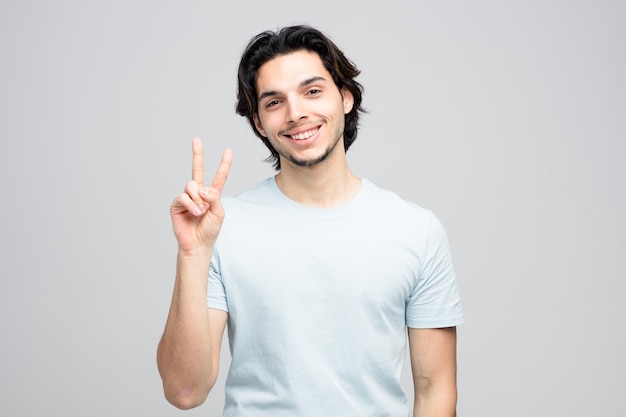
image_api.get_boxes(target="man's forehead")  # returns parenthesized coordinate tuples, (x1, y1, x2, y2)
(255, 51, 331, 93)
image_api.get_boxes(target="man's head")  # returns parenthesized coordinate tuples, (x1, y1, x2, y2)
(236, 25, 364, 170)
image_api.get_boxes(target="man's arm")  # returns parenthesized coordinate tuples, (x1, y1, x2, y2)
(409, 327, 458, 417)
(157, 253, 228, 409)
(156, 138, 232, 409)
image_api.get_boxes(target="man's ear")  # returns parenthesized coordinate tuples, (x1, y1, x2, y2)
(341, 87, 354, 114)
(253, 113, 267, 137)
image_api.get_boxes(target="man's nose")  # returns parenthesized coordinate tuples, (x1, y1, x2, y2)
(286, 98, 307, 122)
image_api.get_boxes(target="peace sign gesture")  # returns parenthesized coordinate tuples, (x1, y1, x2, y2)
(170, 138, 233, 255)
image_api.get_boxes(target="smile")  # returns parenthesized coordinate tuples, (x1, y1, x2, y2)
(288, 127, 319, 140)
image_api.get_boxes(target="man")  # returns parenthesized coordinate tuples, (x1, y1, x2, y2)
(157, 25, 463, 417)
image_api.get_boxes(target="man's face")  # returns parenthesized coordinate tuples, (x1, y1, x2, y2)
(253, 50, 354, 168)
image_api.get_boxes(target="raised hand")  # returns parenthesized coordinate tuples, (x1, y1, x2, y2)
(170, 138, 233, 254)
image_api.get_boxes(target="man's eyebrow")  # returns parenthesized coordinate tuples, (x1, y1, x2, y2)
(299, 76, 327, 88)
(258, 90, 279, 103)
(257, 76, 328, 102)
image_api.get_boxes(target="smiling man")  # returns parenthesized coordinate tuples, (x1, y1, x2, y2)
(254, 52, 352, 170)
(157, 25, 464, 417)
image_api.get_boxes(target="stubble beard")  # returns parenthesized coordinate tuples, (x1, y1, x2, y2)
(277, 124, 344, 168)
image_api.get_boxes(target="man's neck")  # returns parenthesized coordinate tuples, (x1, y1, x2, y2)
(275, 155, 361, 208)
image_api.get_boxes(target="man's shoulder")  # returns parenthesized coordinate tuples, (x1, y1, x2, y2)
(223, 177, 276, 208)
(361, 179, 433, 218)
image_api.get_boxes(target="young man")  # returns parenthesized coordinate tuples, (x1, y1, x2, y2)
(157, 25, 464, 417)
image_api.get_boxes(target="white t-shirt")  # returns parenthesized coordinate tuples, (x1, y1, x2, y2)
(208, 177, 464, 417)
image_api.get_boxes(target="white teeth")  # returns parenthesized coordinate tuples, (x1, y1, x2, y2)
(291, 128, 317, 140)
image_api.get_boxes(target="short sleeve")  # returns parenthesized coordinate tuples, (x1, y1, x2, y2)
(207, 254, 229, 312)
(406, 213, 464, 328)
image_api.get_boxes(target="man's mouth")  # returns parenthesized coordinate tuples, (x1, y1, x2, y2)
(287, 127, 319, 140)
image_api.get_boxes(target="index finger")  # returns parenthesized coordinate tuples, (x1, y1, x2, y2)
(191, 137, 204, 186)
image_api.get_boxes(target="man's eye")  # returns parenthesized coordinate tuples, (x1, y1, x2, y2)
(307, 89, 322, 95)
(266, 100, 280, 108)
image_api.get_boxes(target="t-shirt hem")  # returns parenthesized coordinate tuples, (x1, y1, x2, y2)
(207, 302, 228, 313)
(406, 316, 465, 329)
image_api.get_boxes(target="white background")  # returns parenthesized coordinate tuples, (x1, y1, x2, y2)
(1, 1, 624, 416)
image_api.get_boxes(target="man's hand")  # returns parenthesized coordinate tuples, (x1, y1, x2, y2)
(170, 138, 233, 254)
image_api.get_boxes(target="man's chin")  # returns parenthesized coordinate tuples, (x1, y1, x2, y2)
(284, 150, 332, 167)
(280, 140, 341, 168)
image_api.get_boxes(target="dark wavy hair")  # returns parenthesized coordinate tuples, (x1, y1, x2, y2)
(235, 25, 365, 170)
